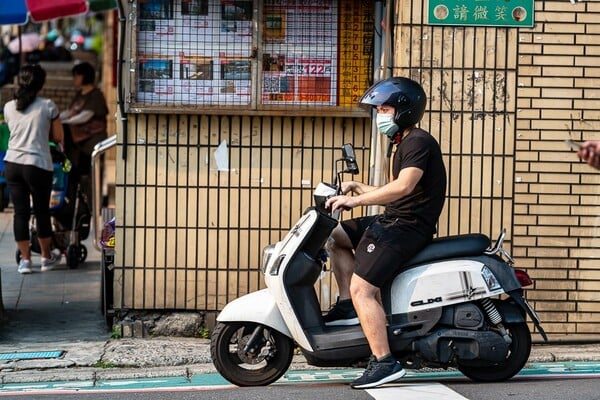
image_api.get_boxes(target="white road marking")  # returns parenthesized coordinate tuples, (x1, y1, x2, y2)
(366, 382, 469, 400)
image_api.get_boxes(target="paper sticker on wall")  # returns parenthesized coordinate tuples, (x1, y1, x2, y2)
(214, 140, 229, 171)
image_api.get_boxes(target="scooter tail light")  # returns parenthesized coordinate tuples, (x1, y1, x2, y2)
(514, 269, 533, 287)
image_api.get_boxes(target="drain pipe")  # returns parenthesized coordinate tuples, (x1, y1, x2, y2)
(116, 0, 128, 160)
(367, 0, 393, 216)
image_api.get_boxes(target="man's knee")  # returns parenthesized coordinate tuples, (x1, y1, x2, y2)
(326, 225, 352, 253)
(350, 274, 379, 300)
(324, 236, 338, 254)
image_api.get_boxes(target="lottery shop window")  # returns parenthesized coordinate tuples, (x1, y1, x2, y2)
(132, 0, 375, 114)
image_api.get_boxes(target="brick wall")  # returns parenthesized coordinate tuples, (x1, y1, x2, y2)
(513, 0, 600, 339)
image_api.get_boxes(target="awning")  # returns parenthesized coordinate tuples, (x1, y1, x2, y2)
(0, 0, 117, 25)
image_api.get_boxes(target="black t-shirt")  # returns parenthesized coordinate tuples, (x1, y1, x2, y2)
(384, 128, 447, 235)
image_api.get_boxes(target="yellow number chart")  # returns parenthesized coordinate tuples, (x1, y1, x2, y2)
(338, 1, 374, 107)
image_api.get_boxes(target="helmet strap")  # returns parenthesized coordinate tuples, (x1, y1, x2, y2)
(386, 134, 402, 158)
(386, 141, 394, 158)
(385, 127, 411, 158)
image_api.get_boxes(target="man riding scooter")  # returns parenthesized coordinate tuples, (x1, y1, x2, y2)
(324, 76, 447, 389)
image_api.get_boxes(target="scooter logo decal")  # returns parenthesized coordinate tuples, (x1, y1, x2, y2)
(411, 297, 443, 307)
(366, 243, 375, 253)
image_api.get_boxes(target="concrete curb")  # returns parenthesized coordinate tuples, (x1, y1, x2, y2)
(1, 338, 600, 384)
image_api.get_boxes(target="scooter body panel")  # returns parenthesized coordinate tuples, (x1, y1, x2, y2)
(216, 289, 292, 339)
(390, 260, 505, 314)
(263, 210, 324, 351)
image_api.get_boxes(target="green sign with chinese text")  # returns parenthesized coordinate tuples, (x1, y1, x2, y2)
(428, 0, 534, 27)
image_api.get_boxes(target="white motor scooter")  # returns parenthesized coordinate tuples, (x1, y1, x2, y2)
(211, 144, 546, 387)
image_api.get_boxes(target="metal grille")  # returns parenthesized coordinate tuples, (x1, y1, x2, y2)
(115, 115, 371, 310)
(395, 1, 516, 241)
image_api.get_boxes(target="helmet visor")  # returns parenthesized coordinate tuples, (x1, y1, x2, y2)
(358, 79, 399, 109)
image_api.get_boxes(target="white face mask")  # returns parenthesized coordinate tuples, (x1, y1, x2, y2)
(376, 113, 399, 138)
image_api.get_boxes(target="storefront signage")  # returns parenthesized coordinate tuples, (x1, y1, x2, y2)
(428, 0, 534, 27)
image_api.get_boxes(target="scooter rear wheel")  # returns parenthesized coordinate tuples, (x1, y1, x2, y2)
(210, 321, 294, 386)
(458, 322, 531, 382)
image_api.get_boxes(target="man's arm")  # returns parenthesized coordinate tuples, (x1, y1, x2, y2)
(353, 167, 423, 206)
(342, 181, 377, 195)
(326, 167, 423, 211)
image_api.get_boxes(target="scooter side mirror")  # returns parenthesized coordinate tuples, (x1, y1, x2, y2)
(342, 143, 359, 175)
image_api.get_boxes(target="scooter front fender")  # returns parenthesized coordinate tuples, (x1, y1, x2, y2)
(216, 289, 292, 338)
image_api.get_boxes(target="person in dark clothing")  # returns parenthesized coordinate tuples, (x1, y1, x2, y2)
(324, 77, 447, 389)
(60, 62, 108, 201)
(3, 64, 64, 273)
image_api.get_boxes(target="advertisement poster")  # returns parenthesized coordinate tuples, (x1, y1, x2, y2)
(178, 0, 212, 42)
(261, 0, 338, 105)
(136, 0, 252, 105)
(220, 0, 253, 42)
(176, 54, 214, 102)
(137, 57, 176, 102)
(262, 54, 334, 104)
(138, 0, 176, 41)
(218, 55, 252, 103)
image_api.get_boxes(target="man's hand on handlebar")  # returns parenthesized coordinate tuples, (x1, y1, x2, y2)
(340, 181, 356, 195)
(325, 195, 358, 212)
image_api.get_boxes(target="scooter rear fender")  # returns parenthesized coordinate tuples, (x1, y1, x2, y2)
(216, 289, 292, 339)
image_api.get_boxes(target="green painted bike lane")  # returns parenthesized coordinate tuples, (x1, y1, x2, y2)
(1, 362, 599, 394)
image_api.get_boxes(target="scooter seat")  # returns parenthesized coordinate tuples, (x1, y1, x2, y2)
(405, 234, 491, 267)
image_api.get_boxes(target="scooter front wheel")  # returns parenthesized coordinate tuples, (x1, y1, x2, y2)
(458, 322, 531, 382)
(210, 321, 294, 386)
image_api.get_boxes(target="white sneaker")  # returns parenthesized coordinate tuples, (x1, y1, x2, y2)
(18, 259, 33, 274)
(41, 249, 62, 272)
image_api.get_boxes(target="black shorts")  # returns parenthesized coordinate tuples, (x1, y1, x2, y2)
(340, 215, 432, 288)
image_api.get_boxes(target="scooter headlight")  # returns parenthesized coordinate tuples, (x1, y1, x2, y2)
(261, 245, 275, 273)
(269, 254, 286, 276)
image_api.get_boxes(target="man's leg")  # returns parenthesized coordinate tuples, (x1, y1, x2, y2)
(325, 223, 355, 299)
(349, 273, 406, 389)
(322, 224, 359, 326)
(350, 274, 389, 358)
